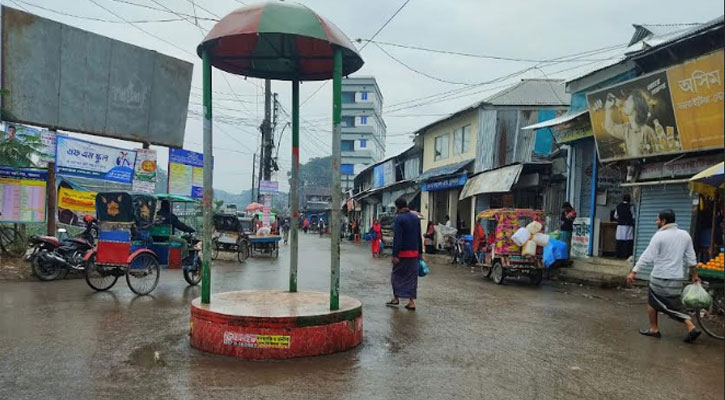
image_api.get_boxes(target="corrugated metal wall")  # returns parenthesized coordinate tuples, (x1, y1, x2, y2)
(475, 109, 497, 172)
(497, 110, 518, 167)
(515, 110, 537, 163)
(633, 183, 695, 280)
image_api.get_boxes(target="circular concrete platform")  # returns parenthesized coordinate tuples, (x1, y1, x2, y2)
(190, 290, 363, 360)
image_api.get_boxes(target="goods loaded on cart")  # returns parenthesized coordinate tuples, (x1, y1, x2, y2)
(477, 209, 551, 286)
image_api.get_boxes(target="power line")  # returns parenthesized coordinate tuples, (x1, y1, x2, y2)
(15, 0, 187, 23)
(106, 0, 217, 21)
(373, 42, 472, 85)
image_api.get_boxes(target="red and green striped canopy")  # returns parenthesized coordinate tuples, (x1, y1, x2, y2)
(197, 1, 364, 81)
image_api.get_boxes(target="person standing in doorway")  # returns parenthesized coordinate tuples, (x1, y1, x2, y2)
(424, 221, 436, 254)
(614, 194, 635, 259)
(387, 198, 422, 311)
(560, 202, 576, 256)
(626, 209, 701, 343)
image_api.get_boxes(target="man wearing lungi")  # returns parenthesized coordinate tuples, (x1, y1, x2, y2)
(387, 197, 422, 311)
(627, 209, 701, 343)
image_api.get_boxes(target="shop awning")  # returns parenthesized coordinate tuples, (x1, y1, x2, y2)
(386, 189, 420, 208)
(520, 109, 588, 130)
(689, 162, 724, 197)
(416, 159, 474, 182)
(459, 164, 524, 200)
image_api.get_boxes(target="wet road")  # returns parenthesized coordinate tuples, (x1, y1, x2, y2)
(1, 234, 723, 400)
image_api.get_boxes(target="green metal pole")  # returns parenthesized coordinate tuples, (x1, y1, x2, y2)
(201, 50, 213, 304)
(330, 48, 342, 310)
(290, 79, 300, 293)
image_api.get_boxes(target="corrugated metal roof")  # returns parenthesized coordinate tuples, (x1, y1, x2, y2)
(482, 79, 570, 106)
(521, 109, 588, 130)
(417, 159, 473, 182)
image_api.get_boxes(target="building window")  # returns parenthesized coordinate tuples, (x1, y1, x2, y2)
(341, 116, 354, 127)
(453, 125, 471, 155)
(341, 140, 354, 151)
(360, 116, 368, 125)
(341, 164, 355, 175)
(342, 92, 355, 103)
(434, 134, 450, 161)
(361, 91, 368, 100)
(360, 139, 367, 148)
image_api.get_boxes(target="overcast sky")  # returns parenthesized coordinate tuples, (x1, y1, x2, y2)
(3, 0, 723, 193)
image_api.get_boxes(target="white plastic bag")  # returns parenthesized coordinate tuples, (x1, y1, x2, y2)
(522, 240, 537, 256)
(533, 233, 550, 247)
(512, 228, 531, 246)
(681, 282, 712, 309)
(526, 221, 543, 235)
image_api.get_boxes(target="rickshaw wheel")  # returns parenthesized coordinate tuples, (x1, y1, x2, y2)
(237, 239, 250, 263)
(481, 266, 492, 279)
(84, 256, 119, 291)
(183, 256, 202, 286)
(211, 239, 220, 261)
(492, 262, 505, 285)
(529, 269, 543, 286)
(126, 253, 160, 295)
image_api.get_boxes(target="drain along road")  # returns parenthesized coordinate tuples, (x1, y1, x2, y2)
(1, 234, 722, 400)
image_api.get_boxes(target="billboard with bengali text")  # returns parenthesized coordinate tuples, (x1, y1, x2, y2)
(168, 148, 204, 199)
(0, 167, 47, 223)
(55, 136, 137, 184)
(587, 50, 724, 162)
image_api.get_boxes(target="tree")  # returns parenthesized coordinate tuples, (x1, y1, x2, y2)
(288, 156, 332, 188)
(0, 131, 41, 168)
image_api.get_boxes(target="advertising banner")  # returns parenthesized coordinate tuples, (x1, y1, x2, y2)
(373, 160, 395, 188)
(57, 185, 96, 226)
(0, 167, 47, 223)
(587, 50, 724, 162)
(168, 148, 204, 199)
(260, 180, 278, 194)
(56, 136, 137, 183)
(132, 149, 158, 194)
(1, 122, 59, 166)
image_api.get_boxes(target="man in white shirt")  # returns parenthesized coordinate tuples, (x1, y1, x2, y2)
(444, 215, 452, 228)
(626, 209, 701, 343)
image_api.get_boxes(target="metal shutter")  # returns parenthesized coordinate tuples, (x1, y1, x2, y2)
(633, 183, 695, 280)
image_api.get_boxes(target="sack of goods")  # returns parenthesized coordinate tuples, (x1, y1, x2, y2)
(681, 282, 712, 309)
(512, 227, 531, 246)
(521, 240, 538, 257)
(526, 221, 543, 235)
(533, 233, 550, 247)
(257, 226, 271, 237)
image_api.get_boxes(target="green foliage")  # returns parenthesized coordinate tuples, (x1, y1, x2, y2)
(288, 156, 332, 188)
(0, 134, 41, 168)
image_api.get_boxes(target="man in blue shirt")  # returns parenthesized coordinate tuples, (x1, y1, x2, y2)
(387, 198, 422, 311)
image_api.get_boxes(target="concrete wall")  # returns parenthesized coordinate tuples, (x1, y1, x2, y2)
(421, 110, 478, 172)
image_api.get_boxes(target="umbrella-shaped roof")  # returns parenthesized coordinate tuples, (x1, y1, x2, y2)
(197, 1, 363, 81)
(245, 202, 265, 211)
(690, 162, 724, 197)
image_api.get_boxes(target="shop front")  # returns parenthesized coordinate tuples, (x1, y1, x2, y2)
(419, 159, 474, 233)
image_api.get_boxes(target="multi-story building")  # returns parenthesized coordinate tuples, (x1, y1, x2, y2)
(341, 76, 386, 191)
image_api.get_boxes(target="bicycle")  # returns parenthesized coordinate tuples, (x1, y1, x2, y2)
(694, 279, 724, 340)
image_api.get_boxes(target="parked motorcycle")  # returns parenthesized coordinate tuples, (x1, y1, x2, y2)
(28, 216, 98, 281)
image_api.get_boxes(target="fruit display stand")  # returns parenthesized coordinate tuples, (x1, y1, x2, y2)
(697, 252, 724, 280)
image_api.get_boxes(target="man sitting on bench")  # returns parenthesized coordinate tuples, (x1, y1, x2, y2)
(157, 200, 195, 258)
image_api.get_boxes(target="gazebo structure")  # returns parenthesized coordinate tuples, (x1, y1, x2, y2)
(189, 1, 365, 359)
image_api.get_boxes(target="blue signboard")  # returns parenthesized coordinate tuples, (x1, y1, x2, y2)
(55, 136, 136, 183)
(421, 173, 467, 192)
(168, 148, 204, 199)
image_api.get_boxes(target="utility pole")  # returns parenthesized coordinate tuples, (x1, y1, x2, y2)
(251, 151, 256, 204)
(262, 79, 273, 181)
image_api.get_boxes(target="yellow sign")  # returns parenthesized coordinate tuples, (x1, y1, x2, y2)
(58, 187, 97, 213)
(222, 332, 291, 349)
(667, 50, 724, 150)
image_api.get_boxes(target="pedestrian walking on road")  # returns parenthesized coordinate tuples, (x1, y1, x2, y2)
(473, 217, 487, 263)
(424, 221, 436, 254)
(302, 217, 309, 234)
(281, 218, 290, 244)
(626, 209, 702, 343)
(614, 194, 635, 259)
(387, 198, 422, 311)
(370, 219, 382, 257)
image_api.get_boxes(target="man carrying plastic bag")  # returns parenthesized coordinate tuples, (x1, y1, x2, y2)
(626, 209, 702, 343)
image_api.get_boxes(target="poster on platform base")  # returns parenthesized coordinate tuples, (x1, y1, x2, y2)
(168, 148, 204, 199)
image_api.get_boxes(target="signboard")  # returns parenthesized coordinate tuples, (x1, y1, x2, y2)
(421, 173, 467, 192)
(223, 332, 291, 349)
(1, 7, 193, 148)
(638, 154, 722, 181)
(168, 148, 203, 199)
(571, 217, 591, 258)
(263, 195, 272, 226)
(0, 167, 47, 223)
(552, 114, 593, 144)
(259, 180, 278, 194)
(56, 136, 137, 183)
(57, 185, 96, 226)
(1, 122, 59, 166)
(132, 149, 158, 194)
(373, 160, 395, 188)
(587, 50, 724, 162)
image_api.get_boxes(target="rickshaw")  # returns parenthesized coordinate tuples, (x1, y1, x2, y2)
(83, 192, 161, 295)
(211, 213, 250, 262)
(154, 194, 203, 286)
(476, 208, 546, 286)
